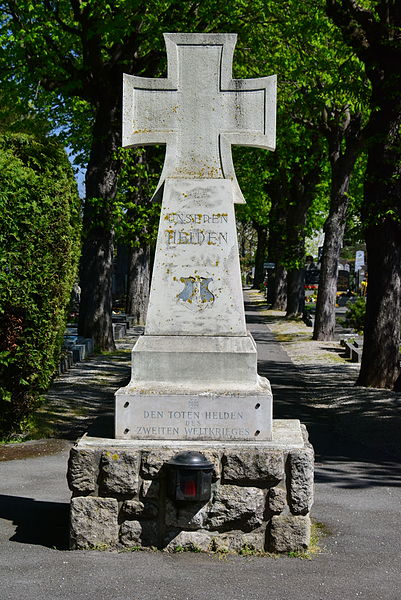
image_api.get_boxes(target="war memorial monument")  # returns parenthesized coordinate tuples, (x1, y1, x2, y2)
(67, 33, 314, 553)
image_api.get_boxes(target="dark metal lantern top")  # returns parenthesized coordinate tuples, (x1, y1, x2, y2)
(167, 451, 213, 470)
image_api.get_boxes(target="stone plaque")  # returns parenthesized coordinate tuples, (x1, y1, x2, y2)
(115, 391, 272, 441)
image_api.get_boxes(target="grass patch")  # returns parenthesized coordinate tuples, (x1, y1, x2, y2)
(287, 520, 331, 559)
(99, 349, 130, 357)
(172, 543, 203, 553)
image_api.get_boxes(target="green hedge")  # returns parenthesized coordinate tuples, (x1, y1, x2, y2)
(0, 133, 81, 439)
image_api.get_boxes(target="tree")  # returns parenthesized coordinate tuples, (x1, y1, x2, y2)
(327, 0, 401, 390)
(114, 147, 161, 323)
(313, 107, 364, 339)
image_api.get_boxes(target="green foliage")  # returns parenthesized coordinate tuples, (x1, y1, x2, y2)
(343, 297, 366, 334)
(114, 147, 163, 248)
(0, 133, 81, 439)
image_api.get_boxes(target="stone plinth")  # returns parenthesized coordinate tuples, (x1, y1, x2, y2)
(67, 419, 314, 553)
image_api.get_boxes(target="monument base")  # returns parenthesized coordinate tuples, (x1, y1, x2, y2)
(67, 419, 314, 554)
(115, 332, 273, 441)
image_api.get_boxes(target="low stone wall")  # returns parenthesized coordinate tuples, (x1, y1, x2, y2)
(67, 420, 314, 553)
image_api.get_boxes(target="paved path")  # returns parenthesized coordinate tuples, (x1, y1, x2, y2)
(0, 296, 400, 600)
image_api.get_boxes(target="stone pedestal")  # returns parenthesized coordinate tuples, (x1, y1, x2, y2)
(67, 420, 314, 553)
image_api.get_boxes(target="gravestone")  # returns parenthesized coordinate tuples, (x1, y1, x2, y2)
(116, 32, 276, 442)
(67, 33, 314, 554)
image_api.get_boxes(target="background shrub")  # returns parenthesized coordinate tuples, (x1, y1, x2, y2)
(343, 297, 366, 334)
(0, 132, 81, 440)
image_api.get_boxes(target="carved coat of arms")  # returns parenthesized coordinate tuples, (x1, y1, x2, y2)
(177, 276, 215, 311)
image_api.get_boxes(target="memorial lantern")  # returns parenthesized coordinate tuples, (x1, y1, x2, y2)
(167, 451, 213, 502)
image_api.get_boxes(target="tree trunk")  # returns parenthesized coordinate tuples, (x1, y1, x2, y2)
(313, 111, 361, 340)
(357, 221, 401, 388)
(313, 185, 349, 340)
(325, 0, 401, 389)
(286, 268, 305, 317)
(126, 244, 151, 325)
(252, 224, 268, 289)
(270, 264, 287, 310)
(78, 101, 121, 351)
(357, 107, 401, 389)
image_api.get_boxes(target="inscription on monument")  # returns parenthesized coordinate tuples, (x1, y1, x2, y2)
(118, 393, 268, 441)
(164, 213, 229, 246)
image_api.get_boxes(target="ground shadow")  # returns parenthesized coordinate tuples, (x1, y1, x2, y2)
(244, 293, 401, 465)
(314, 457, 401, 489)
(0, 494, 69, 549)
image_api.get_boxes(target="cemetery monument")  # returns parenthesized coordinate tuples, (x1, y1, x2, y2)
(67, 33, 314, 554)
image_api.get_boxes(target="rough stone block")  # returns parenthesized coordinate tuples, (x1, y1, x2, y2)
(166, 530, 215, 552)
(223, 450, 284, 486)
(267, 487, 287, 514)
(67, 447, 98, 495)
(70, 496, 118, 550)
(210, 530, 265, 553)
(288, 448, 314, 515)
(200, 450, 222, 480)
(100, 449, 139, 496)
(140, 449, 175, 478)
(122, 499, 158, 519)
(269, 515, 311, 553)
(120, 520, 158, 547)
(206, 485, 265, 531)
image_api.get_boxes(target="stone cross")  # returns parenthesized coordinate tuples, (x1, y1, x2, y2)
(123, 33, 276, 203)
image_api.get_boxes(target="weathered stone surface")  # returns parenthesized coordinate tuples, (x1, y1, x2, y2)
(288, 448, 314, 515)
(211, 530, 265, 553)
(140, 449, 174, 478)
(100, 449, 139, 496)
(201, 450, 222, 480)
(122, 499, 158, 519)
(117, 381, 273, 442)
(165, 484, 265, 533)
(123, 33, 276, 204)
(267, 487, 287, 514)
(223, 450, 284, 485)
(206, 485, 265, 531)
(166, 530, 215, 552)
(120, 520, 158, 548)
(119, 520, 142, 546)
(165, 499, 211, 530)
(269, 515, 311, 553)
(67, 447, 97, 495)
(116, 33, 276, 443)
(70, 497, 118, 549)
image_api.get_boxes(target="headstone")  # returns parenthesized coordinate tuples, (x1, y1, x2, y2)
(116, 33, 276, 441)
(355, 250, 365, 271)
